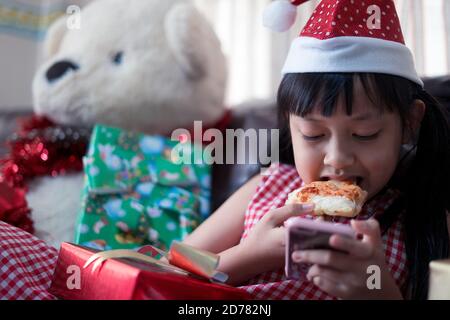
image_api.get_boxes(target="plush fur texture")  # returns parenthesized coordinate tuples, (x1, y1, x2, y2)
(33, 0, 227, 134)
(28, 0, 227, 248)
(27, 175, 84, 248)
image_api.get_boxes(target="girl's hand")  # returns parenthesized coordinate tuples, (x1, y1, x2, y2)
(292, 219, 403, 300)
(240, 204, 314, 273)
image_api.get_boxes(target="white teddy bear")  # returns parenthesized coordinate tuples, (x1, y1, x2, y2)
(28, 0, 228, 248)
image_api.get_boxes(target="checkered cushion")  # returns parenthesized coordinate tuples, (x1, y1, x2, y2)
(0, 221, 57, 300)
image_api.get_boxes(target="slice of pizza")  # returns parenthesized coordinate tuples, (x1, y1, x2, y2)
(286, 180, 368, 218)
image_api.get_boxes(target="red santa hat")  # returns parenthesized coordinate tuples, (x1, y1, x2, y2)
(263, 0, 423, 87)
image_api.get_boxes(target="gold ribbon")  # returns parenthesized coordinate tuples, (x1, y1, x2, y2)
(83, 241, 228, 283)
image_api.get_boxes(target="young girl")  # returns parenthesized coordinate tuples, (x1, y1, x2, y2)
(183, 0, 450, 300)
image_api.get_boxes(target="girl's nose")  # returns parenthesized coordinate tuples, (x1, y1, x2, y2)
(323, 140, 355, 170)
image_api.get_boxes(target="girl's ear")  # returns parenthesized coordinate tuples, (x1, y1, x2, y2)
(402, 99, 426, 144)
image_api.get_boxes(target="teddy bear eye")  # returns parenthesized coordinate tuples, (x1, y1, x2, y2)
(112, 51, 124, 65)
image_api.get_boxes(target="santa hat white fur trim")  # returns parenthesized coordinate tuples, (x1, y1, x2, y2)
(282, 36, 424, 87)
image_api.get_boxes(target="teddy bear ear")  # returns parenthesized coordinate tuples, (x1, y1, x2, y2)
(164, 3, 214, 80)
(43, 16, 68, 60)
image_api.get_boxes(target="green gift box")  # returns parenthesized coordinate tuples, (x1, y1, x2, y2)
(74, 125, 211, 251)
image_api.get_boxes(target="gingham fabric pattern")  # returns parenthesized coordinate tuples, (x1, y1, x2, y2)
(239, 163, 408, 300)
(0, 221, 57, 300)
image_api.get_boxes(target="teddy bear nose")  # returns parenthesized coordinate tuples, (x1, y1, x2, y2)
(46, 60, 79, 82)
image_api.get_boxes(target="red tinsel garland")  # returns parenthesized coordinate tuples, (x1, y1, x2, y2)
(0, 115, 90, 233)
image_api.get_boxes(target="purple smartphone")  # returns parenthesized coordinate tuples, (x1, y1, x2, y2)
(284, 217, 356, 280)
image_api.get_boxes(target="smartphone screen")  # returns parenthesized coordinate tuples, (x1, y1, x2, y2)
(285, 227, 336, 279)
(284, 218, 355, 280)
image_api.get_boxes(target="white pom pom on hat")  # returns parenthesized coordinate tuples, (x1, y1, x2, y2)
(262, 0, 310, 32)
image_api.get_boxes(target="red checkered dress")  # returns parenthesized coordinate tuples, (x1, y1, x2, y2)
(238, 163, 408, 300)
(0, 221, 58, 300)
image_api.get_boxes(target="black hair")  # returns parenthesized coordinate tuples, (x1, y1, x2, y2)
(277, 73, 450, 300)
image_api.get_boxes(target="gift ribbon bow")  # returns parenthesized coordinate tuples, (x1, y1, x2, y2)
(83, 241, 228, 283)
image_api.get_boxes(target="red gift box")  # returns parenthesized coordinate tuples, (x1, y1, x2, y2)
(49, 243, 251, 300)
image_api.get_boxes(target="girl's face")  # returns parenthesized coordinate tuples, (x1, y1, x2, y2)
(289, 79, 404, 200)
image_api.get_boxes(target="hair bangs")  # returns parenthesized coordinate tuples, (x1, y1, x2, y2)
(278, 73, 412, 121)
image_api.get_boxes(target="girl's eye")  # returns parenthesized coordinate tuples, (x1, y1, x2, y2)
(353, 131, 381, 141)
(302, 134, 325, 141)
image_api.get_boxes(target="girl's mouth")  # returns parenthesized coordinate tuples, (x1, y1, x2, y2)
(320, 176, 364, 186)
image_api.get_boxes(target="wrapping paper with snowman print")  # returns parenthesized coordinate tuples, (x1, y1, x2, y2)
(74, 124, 211, 251)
